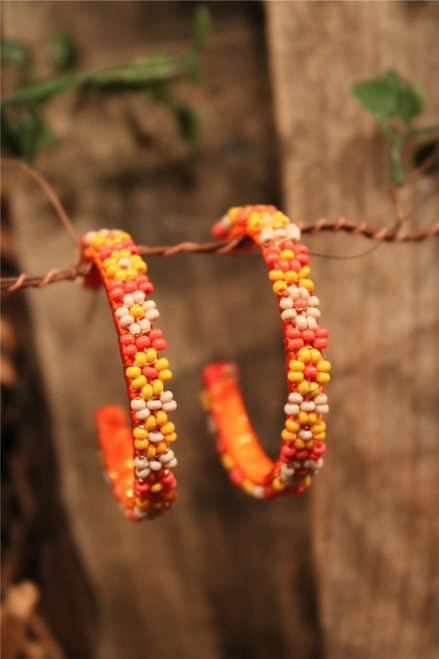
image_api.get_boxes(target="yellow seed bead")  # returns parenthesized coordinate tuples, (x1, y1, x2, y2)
(166, 432, 177, 443)
(298, 381, 311, 394)
(309, 384, 321, 397)
(117, 232, 130, 241)
(311, 422, 326, 434)
(272, 477, 286, 492)
(298, 411, 309, 425)
(150, 483, 163, 493)
(111, 250, 121, 259)
(300, 278, 314, 292)
(130, 254, 142, 263)
(288, 371, 304, 382)
(269, 269, 284, 281)
(228, 207, 239, 220)
(146, 446, 157, 459)
(298, 347, 311, 362)
(126, 268, 138, 279)
(131, 375, 147, 389)
(316, 372, 330, 383)
(126, 366, 141, 379)
(119, 249, 131, 258)
(115, 269, 127, 280)
(158, 369, 172, 381)
(135, 261, 147, 274)
(161, 422, 175, 436)
(145, 348, 157, 363)
(272, 280, 288, 295)
(165, 490, 177, 502)
(280, 249, 295, 260)
(90, 234, 106, 247)
(289, 359, 305, 371)
(106, 264, 119, 278)
(152, 379, 164, 395)
(155, 411, 168, 426)
(286, 419, 300, 432)
(317, 360, 331, 372)
(135, 499, 151, 512)
(135, 352, 147, 366)
(301, 476, 312, 489)
(241, 479, 255, 495)
(102, 257, 115, 268)
(221, 453, 234, 470)
(308, 412, 318, 425)
(145, 415, 157, 430)
(199, 390, 211, 411)
(294, 439, 305, 449)
(310, 349, 322, 363)
(281, 429, 296, 441)
(298, 266, 311, 278)
(156, 441, 168, 454)
(130, 304, 145, 319)
(133, 427, 148, 439)
(155, 358, 169, 371)
(134, 439, 149, 451)
(305, 439, 315, 450)
(313, 432, 326, 441)
(141, 384, 153, 399)
(284, 270, 298, 283)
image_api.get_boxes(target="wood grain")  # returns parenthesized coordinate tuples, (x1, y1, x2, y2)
(266, 2, 439, 657)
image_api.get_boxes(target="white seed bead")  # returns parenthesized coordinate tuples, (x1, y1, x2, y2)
(295, 315, 308, 330)
(287, 285, 300, 300)
(307, 317, 318, 330)
(285, 223, 301, 242)
(167, 458, 177, 469)
(252, 485, 266, 499)
(118, 258, 132, 268)
(143, 300, 156, 310)
(308, 296, 320, 307)
(281, 309, 297, 322)
(83, 231, 97, 245)
(314, 393, 328, 405)
(280, 464, 295, 479)
(115, 307, 129, 318)
(300, 400, 315, 411)
(133, 290, 146, 304)
(135, 409, 151, 420)
(148, 431, 164, 444)
(99, 228, 109, 234)
(315, 404, 329, 415)
(139, 319, 151, 332)
(147, 400, 162, 410)
(258, 227, 274, 246)
(119, 314, 135, 328)
(123, 294, 135, 307)
(131, 399, 146, 411)
(159, 449, 175, 464)
(315, 458, 324, 469)
(279, 297, 294, 310)
(298, 286, 310, 299)
(273, 228, 286, 240)
(162, 400, 177, 412)
(289, 392, 303, 404)
(220, 215, 233, 231)
(298, 429, 313, 440)
(304, 459, 313, 469)
(133, 508, 147, 519)
(293, 460, 303, 469)
(129, 322, 141, 335)
(160, 391, 173, 403)
(145, 309, 159, 322)
(149, 460, 162, 471)
(284, 403, 299, 416)
(307, 307, 321, 319)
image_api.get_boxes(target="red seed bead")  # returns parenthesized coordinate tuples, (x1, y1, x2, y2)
(281, 443, 296, 460)
(301, 329, 315, 343)
(229, 468, 245, 486)
(149, 329, 163, 340)
(152, 338, 167, 352)
(109, 279, 122, 289)
(288, 338, 304, 350)
(315, 328, 329, 338)
(264, 485, 276, 499)
(286, 326, 301, 339)
(216, 438, 227, 453)
(296, 468, 308, 477)
(124, 280, 138, 294)
(296, 450, 309, 460)
(162, 472, 175, 487)
(295, 244, 308, 254)
(266, 253, 279, 267)
(314, 337, 328, 350)
(134, 481, 150, 496)
(304, 365, 318, 379)
(297, 253, 309, 265)
(123, 345, 137, 358)
(294, 298, 308, 309)
(98, 246, 112, 260)
(135, 336, 151, 350)
(109, 287, 125, 302)
(279, 259, 290, 272)
(139, 281, 153, 294)
(289, 259, 301, 272)
(142, 366, 158, 379)
(313, 441, 326, 456)
(120, 334, 135, 345)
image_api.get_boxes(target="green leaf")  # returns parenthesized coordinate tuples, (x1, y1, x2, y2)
(193, 5, 211, 51)
(352, 78, 397, 116)
(352, 69, 424, 124)
(1, 38, 32, 67)
(46, 32, 77, 72)
(176, 104, 198, 141)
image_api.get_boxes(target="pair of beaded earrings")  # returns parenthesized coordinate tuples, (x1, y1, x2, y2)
(81, 205, 330, 522)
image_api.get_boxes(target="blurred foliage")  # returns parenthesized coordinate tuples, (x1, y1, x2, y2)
(352, 69, 438, 186)
(1, 5, 210, 163)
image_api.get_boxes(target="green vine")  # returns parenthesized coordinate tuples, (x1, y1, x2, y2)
(0, 5, 210, 162)
(352, 69, 438, 186)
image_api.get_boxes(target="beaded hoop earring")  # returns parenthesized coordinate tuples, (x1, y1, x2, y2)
(202, 206, 330, 500)
(81, 230, 177, 521)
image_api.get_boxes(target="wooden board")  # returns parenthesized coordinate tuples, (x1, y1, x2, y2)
(266, 2, 439, 657)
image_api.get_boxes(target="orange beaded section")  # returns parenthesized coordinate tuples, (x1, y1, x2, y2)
(81, 229, 177, 521)
(202, 206, 330, 500)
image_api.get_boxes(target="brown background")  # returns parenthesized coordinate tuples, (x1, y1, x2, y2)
(2, 2, 438, 658)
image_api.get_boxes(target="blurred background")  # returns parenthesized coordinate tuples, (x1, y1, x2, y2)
(1, 2, 438, 658)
